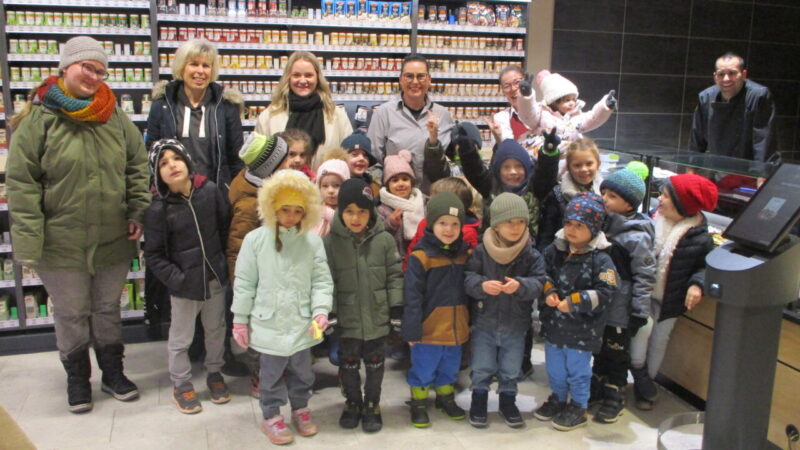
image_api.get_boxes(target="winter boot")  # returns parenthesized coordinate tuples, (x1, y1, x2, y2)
(631, 365, 658, 410)
(498, 392, 525, 428)
(534, 393, 566, 422)
(61, 346, 93, 413)
(361, 401, 383, 433)
(409, 386, 430, 428)
(468, 390, 489, 428)
(552, 401, 588, 431)
(434, 384, 465, 420)
(594, 384, 625, 424)
(94, 343, 139, 401)
(339, 399, 362, 429)
(589, 374, 606, 406)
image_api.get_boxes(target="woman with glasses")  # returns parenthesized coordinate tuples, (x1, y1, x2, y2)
(255, 51, 353, 171)
(488, 66, 538, 155)
(6, 36, 150, 413)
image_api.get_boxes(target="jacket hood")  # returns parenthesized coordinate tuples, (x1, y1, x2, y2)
(604, 211, 654, 237)
(553, 228, 612, 252)
(416, 228, 468, 256)
(149, 139, 196, 198)
(257, 169, 322, 233)
(153, 79, 244, 110)
(162, 174, 209, 202)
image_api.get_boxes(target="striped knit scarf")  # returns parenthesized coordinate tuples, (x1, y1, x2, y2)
(36, 76, 116, 123)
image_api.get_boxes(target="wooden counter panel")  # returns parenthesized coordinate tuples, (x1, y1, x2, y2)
(659, 316, 712, 399)
(769, 363, 800, 446)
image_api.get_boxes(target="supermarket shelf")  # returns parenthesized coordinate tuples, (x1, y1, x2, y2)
(10, 81, 152, 90)
(0, 280, 15, 289)
(127, 271, 145, 279)
(417, 23, 526, 35)
(6, 26, 150, 36)
(0, 320, 20, 331)
(3, 0, 149, 7)
(0, 204, 8, 211)
(0, 113, 5, 121)
(127, 114, 148, 122)
(8, 54, 151, 63)
(21, 278, 43, 287)
(0, 244, 13, 253)
(121, 309, 145, 320)
(160, 67, 499, 80)
(157, 14, 413, 30)
(242, 119, 256, 127)
(417, 47, 524, 57)
(26, 316, 55, 327)
(158, 41, 410, 54)
(243, 93, 506, 103)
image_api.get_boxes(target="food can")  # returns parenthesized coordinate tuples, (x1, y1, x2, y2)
(247, 80, 255, 93)
(271, 29, 280, 43)
(34, 11, 44, 25)
(21, 67, 31, 82)
(141, 14, 149, 28)
(378, 34, 386, 47)
(246, 54, 256, 68)
(45, 12, 55, 26)
(118, 13, 128, 27)
(24, 11, 35, 25)
(10, 67, 21, 82)
(347, 57, 356, 70)
(221, 54, 230, 67)
(112, 68, 122, 81)
(53, 12, 64, 26)
(134, 68, 144, 82)
(143, 41, 151, 55)
(125, 68, 135, 82)
(129, 14, 139, 28)
(134, 41, 144, 55)
(380, 57, 388, 70)
(160, 53, 168, 67)
(28, 39, 39, 54)
(280, 30, 289, 43)
(280, 55, 288, 69)
(256, 55, 266, 68)
(8, 40, 19, 54)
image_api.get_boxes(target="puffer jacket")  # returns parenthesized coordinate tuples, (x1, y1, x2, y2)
(538, 174, 603, 252)
(147, 80, 244, 194)
(603, 212, 656, 328)
(517, 93, 614, 148)
(540, 230, 618, 352)
(324, 212, 403, 340)
(403, 214, 481, 272)
(231, 225, 333, 356)
(226, 168, 259, 280)
(7, 104, 150, 273)
(403, 230, 470, 345)
(465, 240, 547, 335)
(143, 175, 229, 300)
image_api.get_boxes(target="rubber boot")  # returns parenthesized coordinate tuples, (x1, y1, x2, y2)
(409, 386, 430, 428)
(434, 384, 465, 420)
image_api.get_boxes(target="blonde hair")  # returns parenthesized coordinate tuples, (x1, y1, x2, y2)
(171, 39, 219, 82)
(564, 137, 601, 168)
(270, 51, 335, 118)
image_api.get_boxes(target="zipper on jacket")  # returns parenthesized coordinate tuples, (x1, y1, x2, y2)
(213, 94, 223, 186)
(186, 190, 221, 299)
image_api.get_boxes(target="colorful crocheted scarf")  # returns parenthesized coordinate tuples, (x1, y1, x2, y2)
(36, 76, 116, 123)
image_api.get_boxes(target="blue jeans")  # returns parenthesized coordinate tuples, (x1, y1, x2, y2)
(470, 328, 524, 393)
(544, 342, 592, 408)
(407, 344, 462, 388)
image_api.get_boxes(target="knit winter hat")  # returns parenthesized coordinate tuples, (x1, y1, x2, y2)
(342, 131, 377, 166)
(449, 121, 483, 150)
(664, 174, 718, 217)
(492, 139, 533, 186)
(316, 158, 350, 187)
(600, 162, 649, 209)
(564, 192, 606, 238)
(149, 138, 193, 198)
(536, 70, 579, 106)
(59, 36, 108, 70)
(337, 178, 375, 216)
(274, 187, 307, 211)
(426, 192, 465, 230)
(490, 192, 529, 227)
(383, 149, 415, 184)
(239, 132, 288, 179)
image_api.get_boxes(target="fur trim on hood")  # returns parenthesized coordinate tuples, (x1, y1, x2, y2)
(151, 79, 244, 111)
(257, 169, 322, 233)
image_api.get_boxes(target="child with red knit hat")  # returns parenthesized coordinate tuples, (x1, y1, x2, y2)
(629, 173, 718, 411)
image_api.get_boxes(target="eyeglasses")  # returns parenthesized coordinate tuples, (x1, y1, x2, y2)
(80, 62, 109, 80)
(402, 72, 429, 82)
(501, 78, 523, 91)
(714, 69, 741, 79)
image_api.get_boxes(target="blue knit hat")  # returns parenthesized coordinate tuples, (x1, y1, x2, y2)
(564, 192, 606, 237)
(492, 139, 533, 188)
(600, 162, 649, 209)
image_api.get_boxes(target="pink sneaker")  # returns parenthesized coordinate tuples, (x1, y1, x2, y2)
(292, 407, 319, 437)
(261, 415, 294, 445)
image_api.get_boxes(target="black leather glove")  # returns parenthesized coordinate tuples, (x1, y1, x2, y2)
(628, 315, 647, 336)
(325, 314, 338, 336)
(542, 127, 561, 155)
(390, 306, 403, 333)
(519, 72, 534, 97)
(605, 89, 617, 110)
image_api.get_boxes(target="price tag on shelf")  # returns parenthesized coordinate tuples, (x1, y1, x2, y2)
(0, 320, 18, 330)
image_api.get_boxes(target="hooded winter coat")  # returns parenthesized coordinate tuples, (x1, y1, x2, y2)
(517, 93, 614, 147)
(226, 168, 259, 280)
(323, 211, 404, 340)
(538, 173, 603, 252)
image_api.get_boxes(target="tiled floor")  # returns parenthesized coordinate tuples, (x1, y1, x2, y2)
(0, 341, 695, 449)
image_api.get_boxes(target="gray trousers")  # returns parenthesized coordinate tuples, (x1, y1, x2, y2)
(259, 349, 314, 419)
(38, 262, 130, 359)
(168, 279, 227, 386)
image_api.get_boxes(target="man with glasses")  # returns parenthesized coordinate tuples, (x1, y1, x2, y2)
(690, 52, 776, 162)
(367, 54, 455, 193)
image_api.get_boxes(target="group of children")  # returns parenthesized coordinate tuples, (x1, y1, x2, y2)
(142, 78, 720, 443)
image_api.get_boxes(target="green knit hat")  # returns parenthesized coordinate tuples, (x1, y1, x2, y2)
(426, 192, 465, 230)
(490, 192, 529, 227)
(238, 132, 288, 179)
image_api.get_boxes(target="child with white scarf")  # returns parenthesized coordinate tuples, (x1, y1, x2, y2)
(377, 150, 427, 256)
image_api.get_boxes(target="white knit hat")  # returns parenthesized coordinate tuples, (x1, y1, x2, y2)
(536, 70, 579, 106)
(59, 36, 108, 70)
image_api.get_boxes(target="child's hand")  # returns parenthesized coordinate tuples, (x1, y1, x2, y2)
(483, 116, 502, 142)
(501, 276, 520, 294)
(427, 110, 440, 142)
(545, 292, 560, 307)
(232, 323, 249, 349)
(309, 314, 329, 338)
(684, 285, 703, 310)
(557, 299, 570, 313)
(482, 280, 504, 296)
(389, 208, 404, 228)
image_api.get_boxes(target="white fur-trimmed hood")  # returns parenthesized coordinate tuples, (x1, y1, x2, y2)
(257, 169, 322, 233)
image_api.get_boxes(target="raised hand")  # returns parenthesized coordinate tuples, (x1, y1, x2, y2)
(605, 89, 617, 110)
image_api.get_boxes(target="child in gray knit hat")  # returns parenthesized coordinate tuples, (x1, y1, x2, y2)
(464, 192, 547, 429)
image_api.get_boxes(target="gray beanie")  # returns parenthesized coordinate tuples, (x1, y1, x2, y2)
(59, 36, 108, 70)
(490, 192, 529, 227)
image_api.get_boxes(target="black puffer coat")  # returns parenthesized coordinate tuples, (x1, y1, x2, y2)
(143, 175, 230, 301)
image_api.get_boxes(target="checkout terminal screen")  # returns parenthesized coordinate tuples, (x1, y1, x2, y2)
(723, 164, 800, 253)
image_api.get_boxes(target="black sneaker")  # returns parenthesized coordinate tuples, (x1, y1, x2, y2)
(534, 393, 565, 421)
(469, 390, 488, 428)
(594, 384, 624, 424)
(173, 383, 202, 414)
(409, 399, 430, 428)
(206, 372, 231, 404)
(552, 401, 588, 431)
(361, 401, 383, 433)
(498, 392, 525, 428)
(589, 374, 605, 406)
(435, 393, 465, 420)
(339, 401, 362, 429)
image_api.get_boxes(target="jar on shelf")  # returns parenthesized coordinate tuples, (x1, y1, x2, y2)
(120, 94, 135, 114)
(141, 94, 152, 115)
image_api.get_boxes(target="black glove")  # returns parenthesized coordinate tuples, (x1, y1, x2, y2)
(519, 72, 534, 97)
(605, 89, 617, 110)
(325, 315, 338, 336)
(390, 306, 403, 333)
(628, 315, 647, 336)
(542, 127, 561, 155)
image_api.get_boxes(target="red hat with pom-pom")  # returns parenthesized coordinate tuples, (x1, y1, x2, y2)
(665, 174, 718, 217)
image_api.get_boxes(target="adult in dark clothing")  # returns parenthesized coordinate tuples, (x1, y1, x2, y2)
(690, 52, 776, 163)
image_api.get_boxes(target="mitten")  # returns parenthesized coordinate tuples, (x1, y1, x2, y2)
(628, 315, 647, 336)
(542, 127, 562, 156)
(519, 72, 534, 97)
(605, 89, 617, 110)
